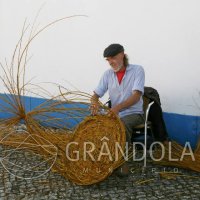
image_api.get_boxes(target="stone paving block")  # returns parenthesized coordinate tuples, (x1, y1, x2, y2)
(0, 144, 200, 199)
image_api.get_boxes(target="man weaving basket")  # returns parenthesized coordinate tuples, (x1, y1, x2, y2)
(90, 43, 145, 176)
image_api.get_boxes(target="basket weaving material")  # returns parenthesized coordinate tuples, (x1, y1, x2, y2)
(153, 141, 200, 173)
(57, 114, 126, 185)
(0, 113, 126, 185)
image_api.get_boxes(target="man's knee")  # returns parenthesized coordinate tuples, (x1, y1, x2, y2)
(121, 114, 144, 127)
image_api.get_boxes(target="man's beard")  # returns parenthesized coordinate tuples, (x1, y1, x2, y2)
(112, 64, 123, 72)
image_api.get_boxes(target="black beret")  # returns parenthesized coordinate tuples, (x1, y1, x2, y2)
(103, 44, 124, 57)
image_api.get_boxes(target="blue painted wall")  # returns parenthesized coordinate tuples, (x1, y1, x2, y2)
(163, 112, 200, 149)
(0, 93, 200, 148)
(0, 93, 90, 129)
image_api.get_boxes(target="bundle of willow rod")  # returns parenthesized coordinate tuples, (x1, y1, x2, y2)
(153, 141, 200, 172)
(0, 15, 127, 185)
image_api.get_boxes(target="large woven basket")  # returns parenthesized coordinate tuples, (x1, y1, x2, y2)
(63, 113, 126, 185)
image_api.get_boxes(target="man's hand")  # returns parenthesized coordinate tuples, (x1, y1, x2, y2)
(90, 93, 100, 115)
(110, 105, 121, 115)
(109, 90, 142, 116)
(90, 102, 100, 115)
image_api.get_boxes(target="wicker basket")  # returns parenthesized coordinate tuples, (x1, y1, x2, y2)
(62, 113, 126, 185)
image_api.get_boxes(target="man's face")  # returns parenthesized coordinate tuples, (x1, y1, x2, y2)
(105, 52, 124, 72)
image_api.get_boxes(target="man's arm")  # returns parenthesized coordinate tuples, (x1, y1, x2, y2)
(90, 70, 109, 115)
(111, 90, 142, 115)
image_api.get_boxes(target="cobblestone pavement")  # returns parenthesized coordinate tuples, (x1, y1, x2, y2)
(0, 144, 200, 200)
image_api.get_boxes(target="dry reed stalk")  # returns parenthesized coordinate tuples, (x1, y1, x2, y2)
(159, 172, 182, 180)
(0, 15, 127, 185)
